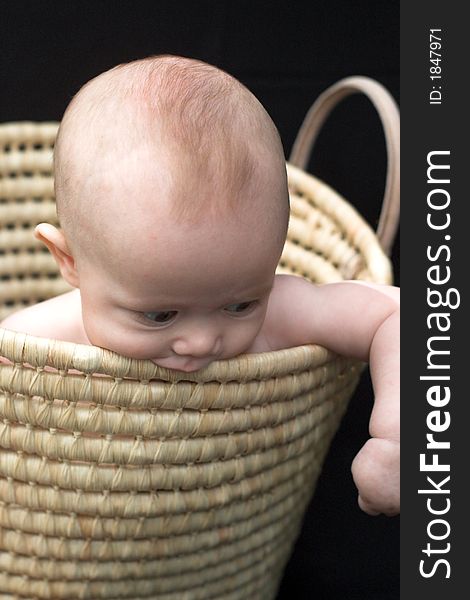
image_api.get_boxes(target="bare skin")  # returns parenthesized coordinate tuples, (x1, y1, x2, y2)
(1, 213, 400, 517)
(0, 54, 399, 517)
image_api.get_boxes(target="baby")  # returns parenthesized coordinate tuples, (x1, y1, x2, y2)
(0, 55, 399, 517)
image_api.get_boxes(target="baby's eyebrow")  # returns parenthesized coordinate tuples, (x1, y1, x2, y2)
(124, 303, 172, 313)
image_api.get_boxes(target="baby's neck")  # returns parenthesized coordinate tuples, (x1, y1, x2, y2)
(72, 289, 93, 345)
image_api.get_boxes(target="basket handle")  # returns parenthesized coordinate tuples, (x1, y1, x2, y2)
(289, 76, 400, 256)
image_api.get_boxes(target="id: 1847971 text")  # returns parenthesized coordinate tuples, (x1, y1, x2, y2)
(429, 29, 442, 105)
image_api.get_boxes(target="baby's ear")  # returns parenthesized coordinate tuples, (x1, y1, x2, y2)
(34, 223, 80, 288)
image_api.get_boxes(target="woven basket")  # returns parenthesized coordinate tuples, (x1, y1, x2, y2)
(0, 77, 399, 600)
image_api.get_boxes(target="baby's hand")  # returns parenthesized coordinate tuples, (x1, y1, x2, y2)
(350, 306, 400, 518)
(349, 284, 400, 516)
(352, 314, 400, 516)
(351, 435, 399, 516)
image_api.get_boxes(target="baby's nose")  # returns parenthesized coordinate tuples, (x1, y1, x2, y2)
(172, 331, 221, 358)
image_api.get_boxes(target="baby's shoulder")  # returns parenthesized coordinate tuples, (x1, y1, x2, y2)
(269, 274, 400, 304)
(267, 273, 317, 307)
(271, 273, 312, 293)
(0, 289, 86, 343)
(259, 274, 400, 353)
(254, 274, 316, 352)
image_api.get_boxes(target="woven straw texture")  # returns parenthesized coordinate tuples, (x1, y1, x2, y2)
(0, 78, 396, 600)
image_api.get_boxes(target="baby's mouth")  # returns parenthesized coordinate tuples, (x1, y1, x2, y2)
(150, 357, 214, 372)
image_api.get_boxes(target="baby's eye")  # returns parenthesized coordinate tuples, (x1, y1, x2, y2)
(142, 310, 178, 325)
(224, 301, 256, 314)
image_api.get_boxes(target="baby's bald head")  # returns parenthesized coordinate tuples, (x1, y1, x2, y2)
(53, 55, 289, 274)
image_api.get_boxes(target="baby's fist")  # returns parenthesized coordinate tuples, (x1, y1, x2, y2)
(351, 437, 400, 516)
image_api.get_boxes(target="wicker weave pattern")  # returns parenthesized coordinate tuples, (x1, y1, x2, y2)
(0, 117, 394, 599)
(0, 122, 71, 322)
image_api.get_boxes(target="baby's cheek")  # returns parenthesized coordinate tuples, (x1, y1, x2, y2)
(106, 335, 161, 359)
(83, 316, 156, 359)
(225, 320, 261, 356)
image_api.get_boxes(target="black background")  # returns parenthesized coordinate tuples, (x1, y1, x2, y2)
(400, 3, 467, 598)
(1, 2, 399, 598)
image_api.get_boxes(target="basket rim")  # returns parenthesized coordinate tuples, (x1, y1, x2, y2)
(0, 327, 344, 382)
(286, 162, 392, 284)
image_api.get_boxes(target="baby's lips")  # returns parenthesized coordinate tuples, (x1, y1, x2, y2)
(149, 356, 211, 372)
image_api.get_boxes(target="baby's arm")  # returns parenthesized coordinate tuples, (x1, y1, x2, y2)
(267, 275, 400, 516)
